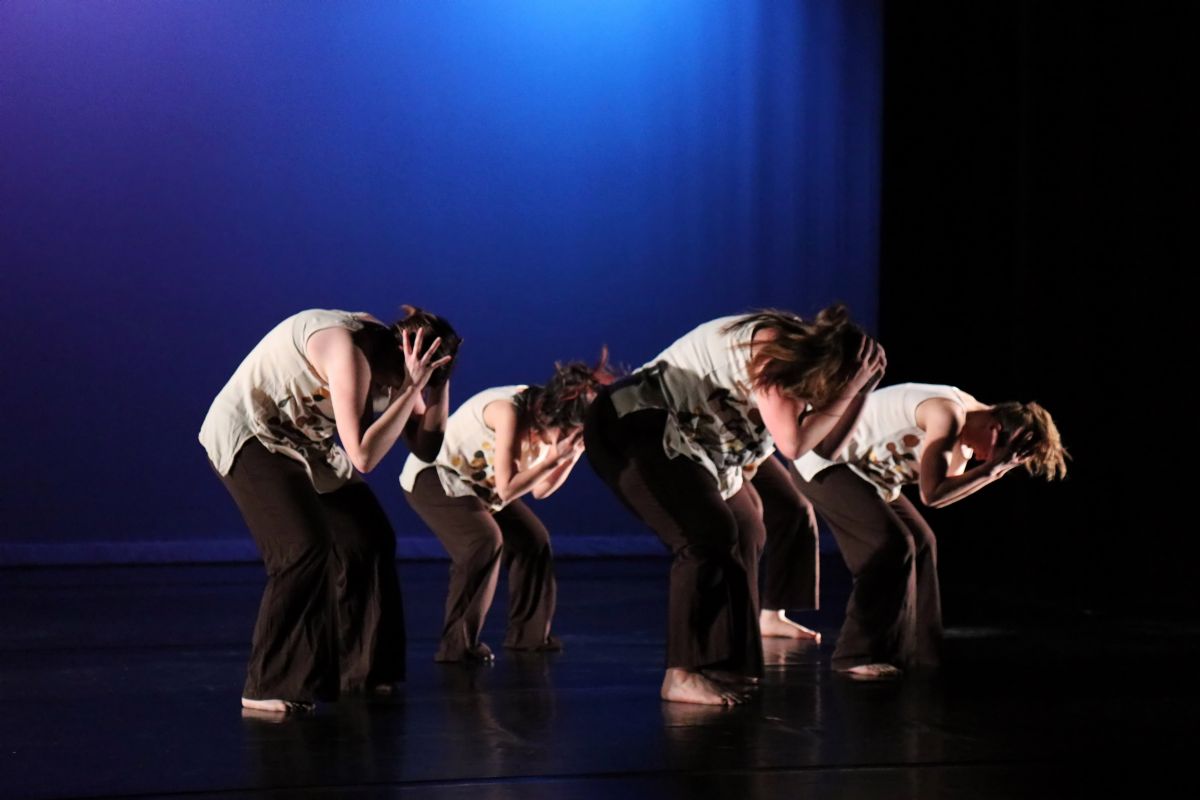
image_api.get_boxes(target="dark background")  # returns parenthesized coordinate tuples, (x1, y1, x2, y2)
(880, 3, 1190, 619)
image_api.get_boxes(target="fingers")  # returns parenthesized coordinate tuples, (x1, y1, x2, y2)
(556, 430, 585, 459)
(412, 326, 426, 356)
(867, 339, 885, 367)
(400, 328, 411, 358)
(1004, 426, 1028, 449)
(419, 336, 443, 365)
(857, 337, 887, 375)
(1000, 427, 1037, 462)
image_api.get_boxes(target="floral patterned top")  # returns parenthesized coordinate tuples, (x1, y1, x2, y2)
(610, 316, 773, 500)
(199, 309, 383, 493)
(399, 385, 548, 512)
(793, 383, 970, 501)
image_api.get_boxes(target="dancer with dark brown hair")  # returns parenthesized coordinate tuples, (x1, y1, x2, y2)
(583, 306, 884, 705)
(200, 307, 460, 712)
(401, 353, 614, 663)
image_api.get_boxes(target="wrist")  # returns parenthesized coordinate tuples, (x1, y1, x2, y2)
(841, 380, 867, 401)
(826, 393, 855, 413)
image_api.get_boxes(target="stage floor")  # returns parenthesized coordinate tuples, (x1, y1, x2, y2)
(1, 557, 1196, 799)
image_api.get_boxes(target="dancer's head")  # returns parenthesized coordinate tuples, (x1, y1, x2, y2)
(962, 402, 1068, 479)
(728, 304, 867, 407)
(392, 306, 461, 388)
(516, 348, 616, 441)
(353, 305, 461, 388)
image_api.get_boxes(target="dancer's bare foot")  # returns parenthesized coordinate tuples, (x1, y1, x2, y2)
(464, 642, 495, 663)
(661, 668, 749, 706)
(435, 641, 496, 664)
(241, 697, 315, 713)
(837, 663, 902, 681)
(759, 609, 821, 642)
(241, 707, 291, 723)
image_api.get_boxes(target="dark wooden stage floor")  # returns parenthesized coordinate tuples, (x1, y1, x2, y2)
(2, 557, 1195, 799)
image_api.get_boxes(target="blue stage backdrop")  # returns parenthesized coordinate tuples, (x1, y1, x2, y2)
(0, 1, 880, 564)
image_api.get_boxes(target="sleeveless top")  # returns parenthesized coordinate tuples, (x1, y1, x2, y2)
(399, 385, 547, 512)
(199, 309, 383, 494)
(794, 383, 969, 501)
(610, 316, 772, 500)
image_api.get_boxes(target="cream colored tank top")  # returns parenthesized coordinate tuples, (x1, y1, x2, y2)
(199, 309, 374, 493)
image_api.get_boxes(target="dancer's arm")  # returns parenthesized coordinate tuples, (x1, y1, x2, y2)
(312, 327, 450, 474)
(918, 400, 1036, 508)
(404, 379, 451, 461)
(530, 437, 586, 499)
(758, 334, 886, 460)
(488, 402, 581, 505)
(812, 367, 884, 459)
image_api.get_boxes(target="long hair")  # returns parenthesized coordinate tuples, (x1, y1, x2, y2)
(514, 348, 617, 435)
(725, 304, 865, 407)
(992, 401, 1069, 480)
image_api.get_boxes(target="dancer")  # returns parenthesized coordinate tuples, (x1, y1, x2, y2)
(787, 382, 1068, 679)
(200, 307, 459, 712)
(583, 306, 884, 705)
(401, 354, 614, 663)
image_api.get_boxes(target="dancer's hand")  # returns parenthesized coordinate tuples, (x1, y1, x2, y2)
(989, 427, 1038, 474)
(554, 429, 584, 460)
(401, 328, 453, 390)
(848, 335, 887, 393)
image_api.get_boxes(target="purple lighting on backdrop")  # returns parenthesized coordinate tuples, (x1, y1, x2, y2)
(0, 1, 881, 564)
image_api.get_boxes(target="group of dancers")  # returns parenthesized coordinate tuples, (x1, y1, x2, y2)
(199, 304, 1067, 711)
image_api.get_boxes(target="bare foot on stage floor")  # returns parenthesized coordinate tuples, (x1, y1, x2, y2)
(661, 668, 749, 706)
(759, 609, 821, 642)
(241, 697, 315, 714)
(837, 663, 903, 681)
